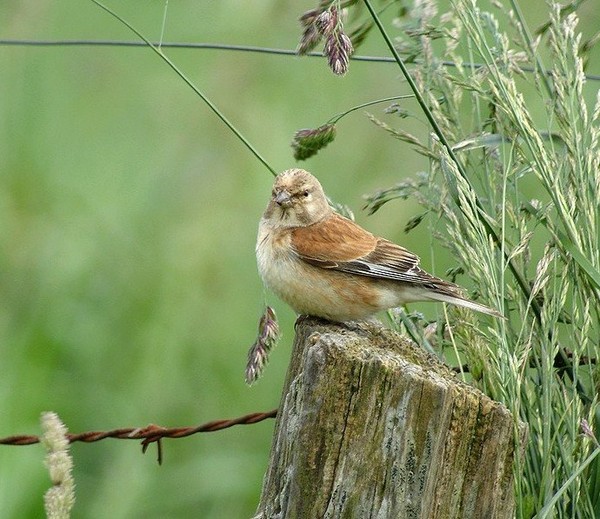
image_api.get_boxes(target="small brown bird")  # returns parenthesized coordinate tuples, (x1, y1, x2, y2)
(256, 168, 503, 321)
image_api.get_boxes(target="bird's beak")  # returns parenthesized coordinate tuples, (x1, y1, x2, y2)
(274, 190, 292, 207)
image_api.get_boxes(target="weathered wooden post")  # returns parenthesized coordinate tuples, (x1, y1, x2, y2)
(254, 317, 525, 519)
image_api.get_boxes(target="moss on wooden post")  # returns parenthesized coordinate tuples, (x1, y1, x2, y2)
(254, 317, 525, 519)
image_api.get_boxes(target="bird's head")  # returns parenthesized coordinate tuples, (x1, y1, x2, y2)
(264, 169, 331, 227)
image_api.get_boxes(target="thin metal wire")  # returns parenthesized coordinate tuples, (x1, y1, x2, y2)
(0, 408, 277, 464)
(0, 39, 598, 81)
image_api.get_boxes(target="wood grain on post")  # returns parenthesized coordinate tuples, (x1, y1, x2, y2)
(254, 317, 525, 519)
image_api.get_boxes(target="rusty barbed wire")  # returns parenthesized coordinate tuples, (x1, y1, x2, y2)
(0, 408, 278, 464)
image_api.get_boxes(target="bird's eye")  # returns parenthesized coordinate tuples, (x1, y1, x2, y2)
(302, 190, 310, 197)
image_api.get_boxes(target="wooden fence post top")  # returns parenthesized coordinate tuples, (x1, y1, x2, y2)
(255, 317, 524, 519)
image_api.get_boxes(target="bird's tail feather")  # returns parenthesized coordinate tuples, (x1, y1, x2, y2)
(430, 293, 505, 319)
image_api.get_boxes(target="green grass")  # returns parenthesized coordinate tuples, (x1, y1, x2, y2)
(362, 1, 600, 517)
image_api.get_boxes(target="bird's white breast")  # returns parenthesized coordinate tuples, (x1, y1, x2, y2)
(256, 220, 307, 307)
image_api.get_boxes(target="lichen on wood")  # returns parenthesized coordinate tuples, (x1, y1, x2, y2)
(254, 317, 525, 519)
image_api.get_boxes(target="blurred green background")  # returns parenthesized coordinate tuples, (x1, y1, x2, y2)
(1, 1, 598, 518)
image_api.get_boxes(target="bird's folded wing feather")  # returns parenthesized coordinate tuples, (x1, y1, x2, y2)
(290, 214, 452, 286)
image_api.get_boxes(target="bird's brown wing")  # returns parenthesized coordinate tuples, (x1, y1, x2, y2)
(291, 214, 445, 286)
